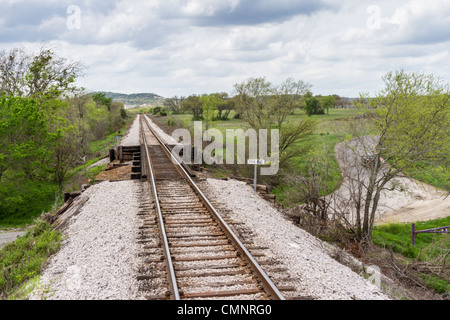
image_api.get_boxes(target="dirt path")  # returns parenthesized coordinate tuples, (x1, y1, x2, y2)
(376, 190, 449, 224)
(332, 138, 449, 225)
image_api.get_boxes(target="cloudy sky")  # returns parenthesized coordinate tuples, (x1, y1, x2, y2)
(1, 0, 449, 98)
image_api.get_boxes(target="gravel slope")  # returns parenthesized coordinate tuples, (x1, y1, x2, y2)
(30, 181, 143, 300)
(201, 178, 389, 300)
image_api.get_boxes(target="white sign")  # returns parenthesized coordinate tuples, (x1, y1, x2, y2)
(247, 159, 265, 165)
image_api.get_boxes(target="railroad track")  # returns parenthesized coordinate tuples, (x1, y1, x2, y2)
(136, 114, 286, 300)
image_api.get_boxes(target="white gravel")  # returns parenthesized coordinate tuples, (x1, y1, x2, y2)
(121, 116, 141, 146)
(30, 180, 144, 300)
(202, 178, 390, 300)
(143, 115, 178, 145)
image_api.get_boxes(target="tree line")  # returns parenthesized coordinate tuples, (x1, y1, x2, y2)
(162, 83, 347, 121)
(0, 46, 128, 221)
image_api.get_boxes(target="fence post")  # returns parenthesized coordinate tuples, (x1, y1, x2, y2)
(412, 223, 415, 246)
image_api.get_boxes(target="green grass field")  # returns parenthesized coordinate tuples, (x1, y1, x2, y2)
(372, 217, 450, 294)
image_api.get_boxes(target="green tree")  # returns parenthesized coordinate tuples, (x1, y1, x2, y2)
(92, 92, 113, 111)
(0, 46, 83, 100)
(304, 93, 324, 116)
(65, 93, 91, 154)
(181, 95, 203, 120)
(233, 77, 316, 169)
(0, 95, 62, 214)
(85, 98, 110, 139)
(215, 93, 234, 121)
(350, 70, 450, 243)
(233, 77, 272, 130)
(200, 93, 223, 130)
(163, 96, 185, 114)
(269, 78, 311, 127)
(0, 96, 60, 181)
(320, 95, 335, 115)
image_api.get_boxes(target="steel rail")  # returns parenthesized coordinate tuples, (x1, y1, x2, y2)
(139, 115, 180, 300)
(142, 114, 285, 300)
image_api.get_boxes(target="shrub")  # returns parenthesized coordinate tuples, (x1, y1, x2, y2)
(152, 106, 162, 115)
(305, 97, 325, 116)
(0, 219, 61, 298)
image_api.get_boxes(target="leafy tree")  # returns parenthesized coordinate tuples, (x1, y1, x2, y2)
(320, 95, 335, 115)
(0, 45, 83, 100)
(65, 93, 91, 154)
(348, 70, 450, 243)
(85, 98, 110, 139)
(181, 95, 203, 120)
(0, 95, 63, 215)
(109, 101, 127, 131)
(304, 93, 324, 116)
(91, 92, 113, 111)
(200, 93, 223, 130)
(215, 93, 234, 121)
(233, 77, 273, 130)
(163, 96, 185, 114)
(233, 77, 316, 169)
(52, 124, 82, 193)
(0, 96, 60, 181)
(269, 78, 311, 127)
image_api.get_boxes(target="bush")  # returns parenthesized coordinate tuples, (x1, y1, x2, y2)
(0, 219, 61, 298)
(305, 97, 325, 116)
(0, 173, 58, 228)
(120, 108, 128, 119)
(152, 106, 162, 115)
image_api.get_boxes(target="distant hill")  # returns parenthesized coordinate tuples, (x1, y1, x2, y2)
(96, 91, 165, 106)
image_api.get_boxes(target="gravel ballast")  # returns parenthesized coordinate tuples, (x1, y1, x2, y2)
(200, 178, 390, 300)
(30, 180, 143, 300)
(121, 116, 141, 146)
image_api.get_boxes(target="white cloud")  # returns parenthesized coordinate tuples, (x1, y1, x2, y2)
(387, 0, 450, 44)
(0, 0, 450, 97)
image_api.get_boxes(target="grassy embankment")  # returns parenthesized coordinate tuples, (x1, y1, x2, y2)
(0, 219, 61, 299)
(372, 216, 450, 294)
